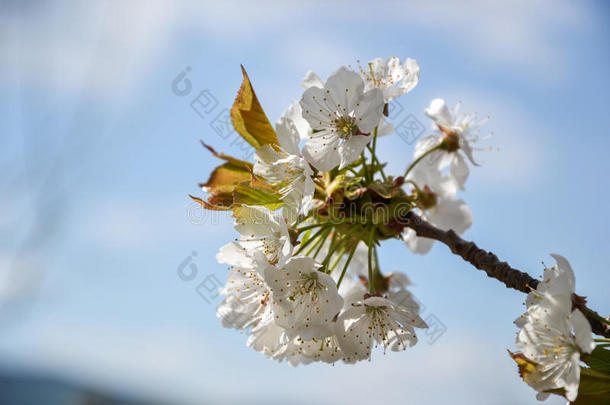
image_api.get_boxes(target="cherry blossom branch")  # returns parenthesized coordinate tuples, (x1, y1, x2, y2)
(402, 211, 610, 338)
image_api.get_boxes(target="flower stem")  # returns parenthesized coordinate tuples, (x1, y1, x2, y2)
(404, 179, 421, 192)
(403, 144, 442, 178)
(369, 127, 387, 181)
(328, 243, 348, 273)
(373, 246, 381, 277)
(361, 151, 371, 182)
(337, 242, 358, 288)
(295, 223, 325, 233)
(312, 228, 332, 259)
(314, 182, 327, 197)
(295, 226, 328, 255)
(367, 227, 376, 293)
(322, 232, 345, 267)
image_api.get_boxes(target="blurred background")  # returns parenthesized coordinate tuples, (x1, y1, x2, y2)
(1, 1, 609, 404)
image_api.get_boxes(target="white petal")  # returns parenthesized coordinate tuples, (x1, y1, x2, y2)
(353, 88, 384, 134)
(450, 153, 470, 190)
(563, 352, 581, 402)
(247, 316, 289, 356)
(275, 115, 301, 156)
(428, 198, 473, 235)
(402, 228, 435, 255)
(549, 254, 576, 294)
(216, 242, 252, 268)
(301, 70, 325, 89)
(335, 306, 372, 362)
(571, 309, 595, 354)
(414, 134, 441, 159)
(338, 134, 371, 169)
(425, 98, 453, 128)
(302, 132, 341, 172)
(284, 101, 311, 141)
(300, 86, 334, 130)
(325, 66, 365, 114)
(400, 58, 420, 93)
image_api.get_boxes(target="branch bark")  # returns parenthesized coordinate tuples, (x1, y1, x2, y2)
(403, 211, 610, 338)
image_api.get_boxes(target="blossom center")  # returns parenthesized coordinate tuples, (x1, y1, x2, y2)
(333, 116, 359, 140)
(414, 185, 437, 210)
(439, 129, 460, 152)
(288, 272, 326, 301)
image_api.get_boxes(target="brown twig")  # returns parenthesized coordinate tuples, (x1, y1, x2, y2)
(403, 211, 610, 338)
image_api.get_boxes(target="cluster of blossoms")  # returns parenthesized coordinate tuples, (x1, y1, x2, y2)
(192, 56, 608, 401)
(510, 255, 596, 402)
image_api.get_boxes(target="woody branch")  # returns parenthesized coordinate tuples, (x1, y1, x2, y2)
(402, 211, 610, 338)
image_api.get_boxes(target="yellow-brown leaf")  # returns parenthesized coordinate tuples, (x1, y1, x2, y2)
(230, 65, 278, 149)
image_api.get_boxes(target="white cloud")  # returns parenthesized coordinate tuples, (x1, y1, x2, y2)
(0, 1, 177, 99)
(1, 0, 593, 99)
(401, 0, 589, 80)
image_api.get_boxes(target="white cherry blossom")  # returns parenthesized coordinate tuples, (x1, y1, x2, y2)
(359, 56, 420, 102)
(254, 102, 314, 224)
(402, 166, 473, 254)
(402, 196, 473, 255)
(273, 335, 343, 366)
(233, 205, 293, 266)
(216, 244, 272, 330)
(265, 256, 344, 340)
(300, 67, 384, 171)
(247, 311, 290, 358)
(415, 98, 490, 191)
(335, 293, 427, 363)
(514, 254, 595, 402)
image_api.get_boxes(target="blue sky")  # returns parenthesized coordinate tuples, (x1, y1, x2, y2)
(1, 1, 609, 404)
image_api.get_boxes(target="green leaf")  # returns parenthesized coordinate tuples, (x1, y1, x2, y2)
(232, 183, 283, 210)
(571, 368, 610, 404)
(230, 66, 278, 149)
(585, 346, 610, 374)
